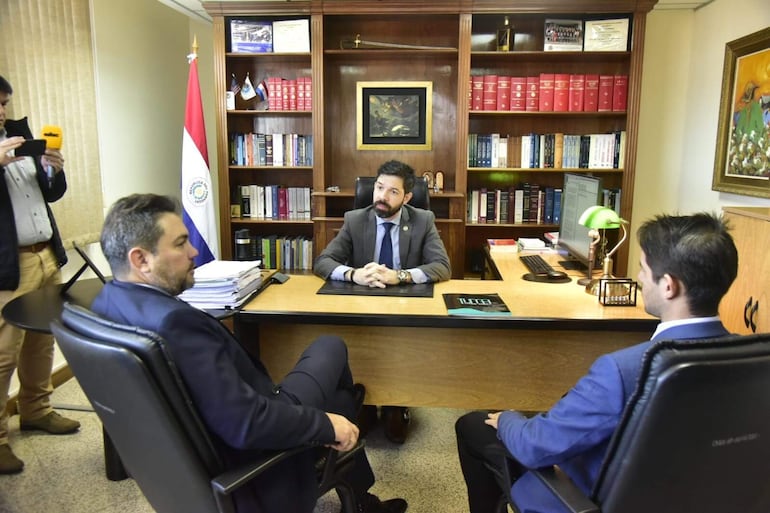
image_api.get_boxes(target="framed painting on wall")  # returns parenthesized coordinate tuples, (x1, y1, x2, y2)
(712, 27, 770, 198)
(356, 81, 432, 150)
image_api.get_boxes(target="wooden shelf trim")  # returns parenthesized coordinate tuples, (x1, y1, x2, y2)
(225, 52, 311, 59)
(467, 167, 624, 173)
(470, 50, 630, 61)
(468, 111, 626, 116)
(312, 190, 465, 198)
(466, 222, 559, 229)
(227, 110, 312, 116)
(324, 49, 458, 57)
(231, 218, 314, 225)
(229, 166, 313, 171)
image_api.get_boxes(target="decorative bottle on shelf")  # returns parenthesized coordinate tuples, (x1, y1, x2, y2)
(496, 16, 512, 52)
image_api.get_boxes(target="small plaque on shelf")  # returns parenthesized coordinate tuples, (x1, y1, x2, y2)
(544, 19, 583, 52)
(583, 18, 630, 52)
(230, 19, 273, 53)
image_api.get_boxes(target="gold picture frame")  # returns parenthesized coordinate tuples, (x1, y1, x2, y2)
(356, 81, 432, 151)
(712, 27, 770, 198)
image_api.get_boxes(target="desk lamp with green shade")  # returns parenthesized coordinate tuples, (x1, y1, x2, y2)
(577, 205, 628, 295)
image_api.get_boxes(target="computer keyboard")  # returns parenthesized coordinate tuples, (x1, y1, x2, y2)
(520, 254, 553, 274)
(519, 255, 570, 283)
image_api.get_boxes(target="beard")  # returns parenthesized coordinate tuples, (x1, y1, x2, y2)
(374, 200, 402, 219)
(152, 265, 195, 296)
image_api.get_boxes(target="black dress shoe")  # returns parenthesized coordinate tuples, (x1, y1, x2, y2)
(352, 383, 366, 415)
(382, 406, 410, 444)
(356, 405, 378, 438)
(358, 492, 408, 513)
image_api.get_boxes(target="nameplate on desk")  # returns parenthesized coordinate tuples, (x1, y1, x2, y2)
(316, 280, 434, 298)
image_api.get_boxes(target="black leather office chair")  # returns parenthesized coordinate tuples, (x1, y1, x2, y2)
(51, 303, 362, 513)
(353, 175, 430, 210)
(488, 333, 770, 513)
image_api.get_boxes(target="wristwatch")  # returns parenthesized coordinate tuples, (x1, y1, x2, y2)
(397, 269, 410, 284)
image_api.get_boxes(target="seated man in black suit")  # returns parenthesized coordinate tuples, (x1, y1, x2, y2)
(314, 160, 451, 443)
(92, 193, 407, 513)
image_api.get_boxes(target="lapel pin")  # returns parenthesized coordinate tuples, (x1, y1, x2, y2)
(402, 225, 409, 231)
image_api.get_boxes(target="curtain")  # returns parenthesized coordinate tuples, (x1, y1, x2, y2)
(0, 0, 103, 243)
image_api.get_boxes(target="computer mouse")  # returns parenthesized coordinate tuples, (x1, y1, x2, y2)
(547, 269, 569, 281)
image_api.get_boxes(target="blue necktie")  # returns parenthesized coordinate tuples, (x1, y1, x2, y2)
(379, 222, 394, 268)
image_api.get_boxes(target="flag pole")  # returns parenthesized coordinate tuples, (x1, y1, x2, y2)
(182, 32, 219, 265)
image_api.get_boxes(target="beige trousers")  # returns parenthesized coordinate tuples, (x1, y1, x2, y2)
(0, 247, 61, 445)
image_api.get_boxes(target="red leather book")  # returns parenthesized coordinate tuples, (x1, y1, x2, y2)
(612, 75, 628, 112)
(597, 75, 614, 112)
(538, 73, 555, 112)
(278, 186, 288, 220)
(525, 76, 540, 111)
(471, 75, 484, 111)
(553, 73, 570, 112)
(281, 78, 290, 110)
(296, 77, 305, 111)
(288, 79, 297, 111)
(568, 74, 585, 112)
(468, 77, 473, 110)
(510, 77, 526, 111)
(583, 74, 599, 112)
(496, 76, 511, 111)
(268, 77, 281, 111)
(482, 75, 498, 111)
(303, 76, 312, 111)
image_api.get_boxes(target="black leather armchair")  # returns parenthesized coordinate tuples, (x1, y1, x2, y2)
(51, 303, 362, 513)
(489, 333, 770, 513)
(353, 175, 430, 210)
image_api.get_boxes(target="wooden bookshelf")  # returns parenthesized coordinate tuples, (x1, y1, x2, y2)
(204, 1, 658, 277)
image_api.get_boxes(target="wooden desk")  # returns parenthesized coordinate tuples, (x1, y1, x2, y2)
(239, 250, 655, 411)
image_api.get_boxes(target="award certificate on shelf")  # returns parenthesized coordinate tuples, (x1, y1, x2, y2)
(583, 19, 630, 51)
(272, 19, 310, 53)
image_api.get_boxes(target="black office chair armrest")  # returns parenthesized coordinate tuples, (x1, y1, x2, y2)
(317, 440, 365, 490)
(531, 466, 600, 513)
(211, 442, 366, 513)
(211, 445, 309, 499)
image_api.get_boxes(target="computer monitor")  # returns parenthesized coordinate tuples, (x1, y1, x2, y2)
(558, 173, 603, 268)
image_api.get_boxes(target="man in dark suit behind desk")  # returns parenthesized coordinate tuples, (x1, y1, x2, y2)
(455, 212, 739, 513)
(314, 160, 451, 443)
(92, 194, 407, 513)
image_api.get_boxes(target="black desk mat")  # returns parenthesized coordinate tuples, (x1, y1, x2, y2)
(316, 280, 434, 298)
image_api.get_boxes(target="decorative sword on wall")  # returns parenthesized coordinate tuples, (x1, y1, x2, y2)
(340, 34, 455, 50)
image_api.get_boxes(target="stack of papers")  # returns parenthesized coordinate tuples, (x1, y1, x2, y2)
(178, 260, 263, 310)
(517, 238, 547, 251)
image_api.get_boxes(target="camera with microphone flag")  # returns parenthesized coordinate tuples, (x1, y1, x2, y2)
(40, 125, 63, 150)
(40, 125, 62, 185)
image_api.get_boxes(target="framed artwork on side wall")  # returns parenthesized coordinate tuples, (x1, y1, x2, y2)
(712, 27, 770, 198)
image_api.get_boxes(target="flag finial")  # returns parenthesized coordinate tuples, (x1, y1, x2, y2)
(187, 35, 199, 63)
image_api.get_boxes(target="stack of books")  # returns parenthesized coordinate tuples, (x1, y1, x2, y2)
(178, 260, 263, 310)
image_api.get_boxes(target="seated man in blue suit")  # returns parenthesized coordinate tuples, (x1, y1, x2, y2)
(455, 212, 738, 513)
(92, 194, 407, 513)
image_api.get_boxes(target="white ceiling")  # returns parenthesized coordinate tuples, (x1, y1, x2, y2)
(157, 0, 714, 24)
